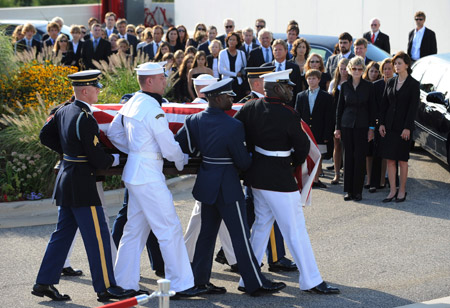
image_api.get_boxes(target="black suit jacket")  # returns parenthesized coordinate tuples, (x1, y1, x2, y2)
(407, 27, 437, 59)
(198, 40, 211, 56)
(262, 60, 301, 106)
(240, 43, 259, 59)
(43, 38, 56, 48)
(295, 89, 334, 143)
(336, 78, 376, 129)
(379, 75, 420, 132)
(122, 34, 139, 56)
(325, 53, 355, 76)
(141, 42, 156, 60)
(363, 31, 390, 54)
(248, 46, 273, 68)
(70, 40, 84, 68)
(216, 34, 226, 47)
(15, 38, 42, 54)
(81, 38, 111, 69)
(42, 32, 69, 43)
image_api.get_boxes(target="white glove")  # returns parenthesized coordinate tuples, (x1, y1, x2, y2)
(183, 154, 189, 165)
(175, 154, 189, 171)
(112, 154, 120, 167)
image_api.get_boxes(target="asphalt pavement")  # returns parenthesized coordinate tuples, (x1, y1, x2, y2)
(0, 147, 449, 308)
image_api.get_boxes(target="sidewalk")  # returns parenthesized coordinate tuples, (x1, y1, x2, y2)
(0, 175, 195, 229)
(396, 297, 450, 307)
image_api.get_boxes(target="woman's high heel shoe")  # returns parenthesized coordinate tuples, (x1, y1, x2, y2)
(395, 192, 407, 203)
(382, 191, 398, 203)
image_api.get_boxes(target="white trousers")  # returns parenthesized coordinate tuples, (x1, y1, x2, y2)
(184, 200, 236, 264)
(64, 182, 117, 267)
(114, 180, 194, 292)
(241, 188, 322, 290)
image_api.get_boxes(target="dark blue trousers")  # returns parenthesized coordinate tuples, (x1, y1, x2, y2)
(111, 188, 164, 272)
(192, 192, 268, 294)
(36, 206, 115, 292)
(245, 186, 286, 263)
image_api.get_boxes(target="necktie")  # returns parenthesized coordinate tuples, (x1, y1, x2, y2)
(27, 40, 31, 48)
(246, 45, 249, 54)
(288, 44, 292, 53)
(371, 33, 375, 43)
(264, 48, 269, 63)
(277, 63, 282, 71)
(94, 39, 98, 51)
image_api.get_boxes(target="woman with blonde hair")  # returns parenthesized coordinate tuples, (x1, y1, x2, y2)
(53, 33, 74, 66)
(304, 53, 331, 91)
(334, 56, 376, 201)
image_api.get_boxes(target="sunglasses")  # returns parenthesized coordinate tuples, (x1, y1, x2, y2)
(370, 24, 378, 26)
(197, 28, 206, 31)
(60, 40, 68, 43)
(127, 30, 134, 33)
(310, 60, 320, 63)
(351, 67, 364, 71)
(225, 25, 234, 29)
(177, 29, 186, 32)
(256, 25, 265, 28)
(415, 18, 424, 21)
(137, 31, 143, 35)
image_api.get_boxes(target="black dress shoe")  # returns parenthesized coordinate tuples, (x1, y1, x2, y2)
(229, 263, 239, 273)
(306, 281, 340, 294)
(363, 184, 370, 189)
(312, 180, 327, 189)
(155, 269, 165, 277)
(268, 257, 298, 272)
(344, 193, 353, 201)
(369, 187, 377, 193)
(197, 283, 227, 294)
(97, 286, 136, 302)
(395, 192, 407, 203)
(214, 248, 229, 265)
(32, 284, 71, 301)
(238, 281, 286, 296)
(171, 286, 208, 300)
(61, 267, 83, 276)
(133, 289, 150, 296)
(353, 193, 362, 201)
(382, 191, 398, 203)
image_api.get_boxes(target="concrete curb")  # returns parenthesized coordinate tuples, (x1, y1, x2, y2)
(0, 175, 195, 229)
(395, 296, 450, 307)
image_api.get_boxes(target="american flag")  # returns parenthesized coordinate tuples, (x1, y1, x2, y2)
(92, 103, 320, 206)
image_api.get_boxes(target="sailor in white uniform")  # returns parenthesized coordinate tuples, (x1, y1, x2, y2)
(107, 62, 205, 298)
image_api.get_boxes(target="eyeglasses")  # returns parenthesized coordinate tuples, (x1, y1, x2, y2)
(225, 25, 234, 29)
(370, 24, 378, 26)
(415, 18, 424, 21)
(60, 40, 68, 43)
(137, 31, 143, 35)
(197, 28, 206, 31)
(177, 29, 186, 32)
(351, 67, 364, 71)
(127, 30, 134, 33)
(310, 60, 320, 63)
(256, 25, 265, 28)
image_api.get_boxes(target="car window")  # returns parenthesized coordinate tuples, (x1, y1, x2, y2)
(419, 64, 443, 94)
(366, 44, 390, 62)
(310, 46, 331, 64)
(411, 60, 429, 82)
(436, 69, 450, 100)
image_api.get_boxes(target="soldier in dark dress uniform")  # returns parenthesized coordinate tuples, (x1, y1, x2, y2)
(33, 70, 135, 302)
(234, 69, 340, 294)
(175, 79, 286, 296)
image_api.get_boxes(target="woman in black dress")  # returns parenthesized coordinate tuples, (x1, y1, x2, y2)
(335, 56, 376, 201)
(289, 38, 311, 92)
(165, 26, 183, 53)
(379, 52, 420, 203)
(53, 34, 74, 66)
(168, 55, 194, 103)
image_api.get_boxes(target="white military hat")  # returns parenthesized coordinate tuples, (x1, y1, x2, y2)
(134, 62, 164, 76)
(200, 78, 236, 97)
(260, 69, 296, 86)
(193, 74, 218, 86)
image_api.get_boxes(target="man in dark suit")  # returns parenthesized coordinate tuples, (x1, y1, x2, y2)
(81, 24, 112, 70)
(247, 29, 273, 67)
(34, 70, 135, 302)
(140, 25, 164, 61)
(198, 25, 218, 56)
(103, 11, 118, 37)
(325, 32, 355, 76)
(285, 24, 299, 60)
(216, 18, 235, 47)
(15, 23, 42, 55)
(116, 18, 138, 56)
(262, 39, 301, 106)
(407, 11, 437, 61)
(354, 38, 372, 65)
(295, 69, 334, 188)
(363, 18, 390, 54)
(240, 27, 259, 59)
(69, 25, 84, 69)
(176, 78, 286, 296)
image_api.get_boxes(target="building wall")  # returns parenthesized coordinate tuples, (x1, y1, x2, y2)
(175, 0, 450, 55)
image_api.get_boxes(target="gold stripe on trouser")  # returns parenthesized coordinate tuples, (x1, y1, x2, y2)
(90, 206, 111, 289)
(269, 225, 278, 262)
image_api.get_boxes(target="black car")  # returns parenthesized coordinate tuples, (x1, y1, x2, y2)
(411, 53, 450, 168)
(273, 33, 390, 65)
(0, 19, 72, 41)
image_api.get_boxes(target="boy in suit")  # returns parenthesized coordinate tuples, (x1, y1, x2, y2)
(295, 69, 334, 188)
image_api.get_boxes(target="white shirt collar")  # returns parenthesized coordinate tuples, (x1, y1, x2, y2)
(252, 91, 264, 98)
(342, 50, 352, 58)
(372, 30, 380, 36)
(77, 100, 93, 112)
(415, 26, 426, 34)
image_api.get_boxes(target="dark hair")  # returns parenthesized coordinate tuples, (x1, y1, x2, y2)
(363, 61, 381, 81)
(154, 42, 170, 62)
(179, 55, 194, 79)
(176, 25, 189, 43)
(392, 51, 413, 75)
(338, 32, 353, 43)
(192, 50, 207, 68)
(286, 24, 299, 36)
(225, 32, 242, 49)
(165, 27, 179, 44)
(185, 46, 197, 56)
(291, 37, 311, 58)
